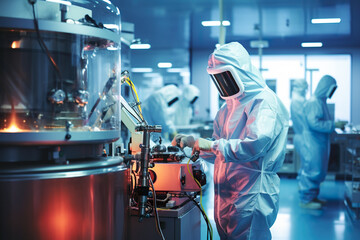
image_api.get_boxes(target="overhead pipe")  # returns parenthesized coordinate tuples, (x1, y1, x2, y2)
(218, 0, 226, 46)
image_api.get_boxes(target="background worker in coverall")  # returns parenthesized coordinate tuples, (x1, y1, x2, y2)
(141, 84, 181, 142)
(173, 84, 200, 126)
(290, 79, 308, 180)
(298, 75, 337, 209)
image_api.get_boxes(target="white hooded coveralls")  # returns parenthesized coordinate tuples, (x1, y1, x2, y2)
(202, 42, 289, 240)
(298, 75, 336, 203)
(174, 84, 200, 126)
(290, 79, 308, 175)
(141, 84, 181, 141)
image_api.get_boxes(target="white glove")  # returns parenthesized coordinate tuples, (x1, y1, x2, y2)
(171, 134, 195, 149)
(192, 138, 213, 155)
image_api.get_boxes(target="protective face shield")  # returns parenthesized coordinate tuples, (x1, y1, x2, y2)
(207, 65, 244, 99)
(167, 96, 179, 107)
(327, 85, 337, 99)
(190, 96, 198, 104)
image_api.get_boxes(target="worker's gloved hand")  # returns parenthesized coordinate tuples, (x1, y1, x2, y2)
(171, 134, 195, 149)
(169, 131, 178, 142)
(192, 138, 213, 155)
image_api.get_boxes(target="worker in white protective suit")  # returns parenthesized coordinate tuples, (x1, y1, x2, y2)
(174, 84, 200, 126)
(290, 79, 308, 175)
(298, 75, 337, 209)
(141, 84, 181, 142)
(172, 42, 289, 240)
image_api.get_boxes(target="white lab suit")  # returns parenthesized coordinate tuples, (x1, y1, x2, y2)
(298, 75, 336, 203)
(141, 84, 181, 141)
(202, 42, 289, 240)
(174, 85, 200, 126)
(290, 79, 308, 175)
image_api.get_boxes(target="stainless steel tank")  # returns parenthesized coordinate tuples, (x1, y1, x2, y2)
(0, 158, 128, 240)
(0, 0, 128, 239)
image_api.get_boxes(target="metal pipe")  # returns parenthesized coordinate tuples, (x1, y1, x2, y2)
(219, 0, 225, 45)
(138, 127, 151, 218)
(258, 5, 263, 71)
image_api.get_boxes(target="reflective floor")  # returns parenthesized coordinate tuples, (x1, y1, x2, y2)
(200, 175, 360, 240)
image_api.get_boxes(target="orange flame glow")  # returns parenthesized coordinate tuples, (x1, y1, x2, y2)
(3, 110, 21, 132)
(11, 40, 21, 49)
(5, 124, 21, 132)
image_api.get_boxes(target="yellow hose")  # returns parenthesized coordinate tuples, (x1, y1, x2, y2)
(125, 79, 142, 114)
(121, 73, 144, 120)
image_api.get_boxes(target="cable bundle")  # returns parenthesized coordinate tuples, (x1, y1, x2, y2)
(187, 159, 213, 240)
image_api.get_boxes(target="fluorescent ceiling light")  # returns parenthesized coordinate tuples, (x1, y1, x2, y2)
(130, 43, 151, 49)
(167, 68, 187, 73)
(201, 21, 231, 27)
(311, 18, 341, 24)
(144, 73, 161, 78)
(301, 42, 323, 48)
(131, 68, 153, 73)
(158, 62, 172, 68)
(250, 40, 269, 48)
(46, 0, 71, 5)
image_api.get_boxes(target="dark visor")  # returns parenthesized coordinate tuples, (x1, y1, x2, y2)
(190, 96, 198, 104)
(210, 71, 240, 97)
(168, 97, 179, 107)
(328, 86, 337, 99)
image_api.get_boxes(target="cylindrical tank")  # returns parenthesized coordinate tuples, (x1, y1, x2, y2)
(0, 0, 122, 159)
(0, 158, 129, 240)
(0, 1, 128, 239)
(0, 0, 121, 151)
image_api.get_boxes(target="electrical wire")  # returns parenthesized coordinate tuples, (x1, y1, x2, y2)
(30, 1, 62, 89)
(123, 86, 143, 122)
(121, 73, 144, 120)
(130, 172, 137, 205)
(185, 194, 213, 240)
(187, 158, 213, 240)
(126, 79, 145, 122)
(149, 177, 166, 240)
(123, 102, 144, 124)
(153, 193, 171, 203)
(126, 79, 142, 113)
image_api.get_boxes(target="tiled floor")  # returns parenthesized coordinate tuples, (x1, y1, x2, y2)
(200, 174, 360, 240)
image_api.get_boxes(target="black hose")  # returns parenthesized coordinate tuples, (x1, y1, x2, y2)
(30, 2, 62, 89)
(149, 177, 166, 240)
(185, 194, 213, 240)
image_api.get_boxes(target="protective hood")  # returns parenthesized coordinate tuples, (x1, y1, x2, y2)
(292, 79, 308, 96)
(207, 42, 266, 100)
(314, 75, 337, 99)
(157, 84, 181, 106)
(141, 84, 181, 139)
(182, 84, 200, 104)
